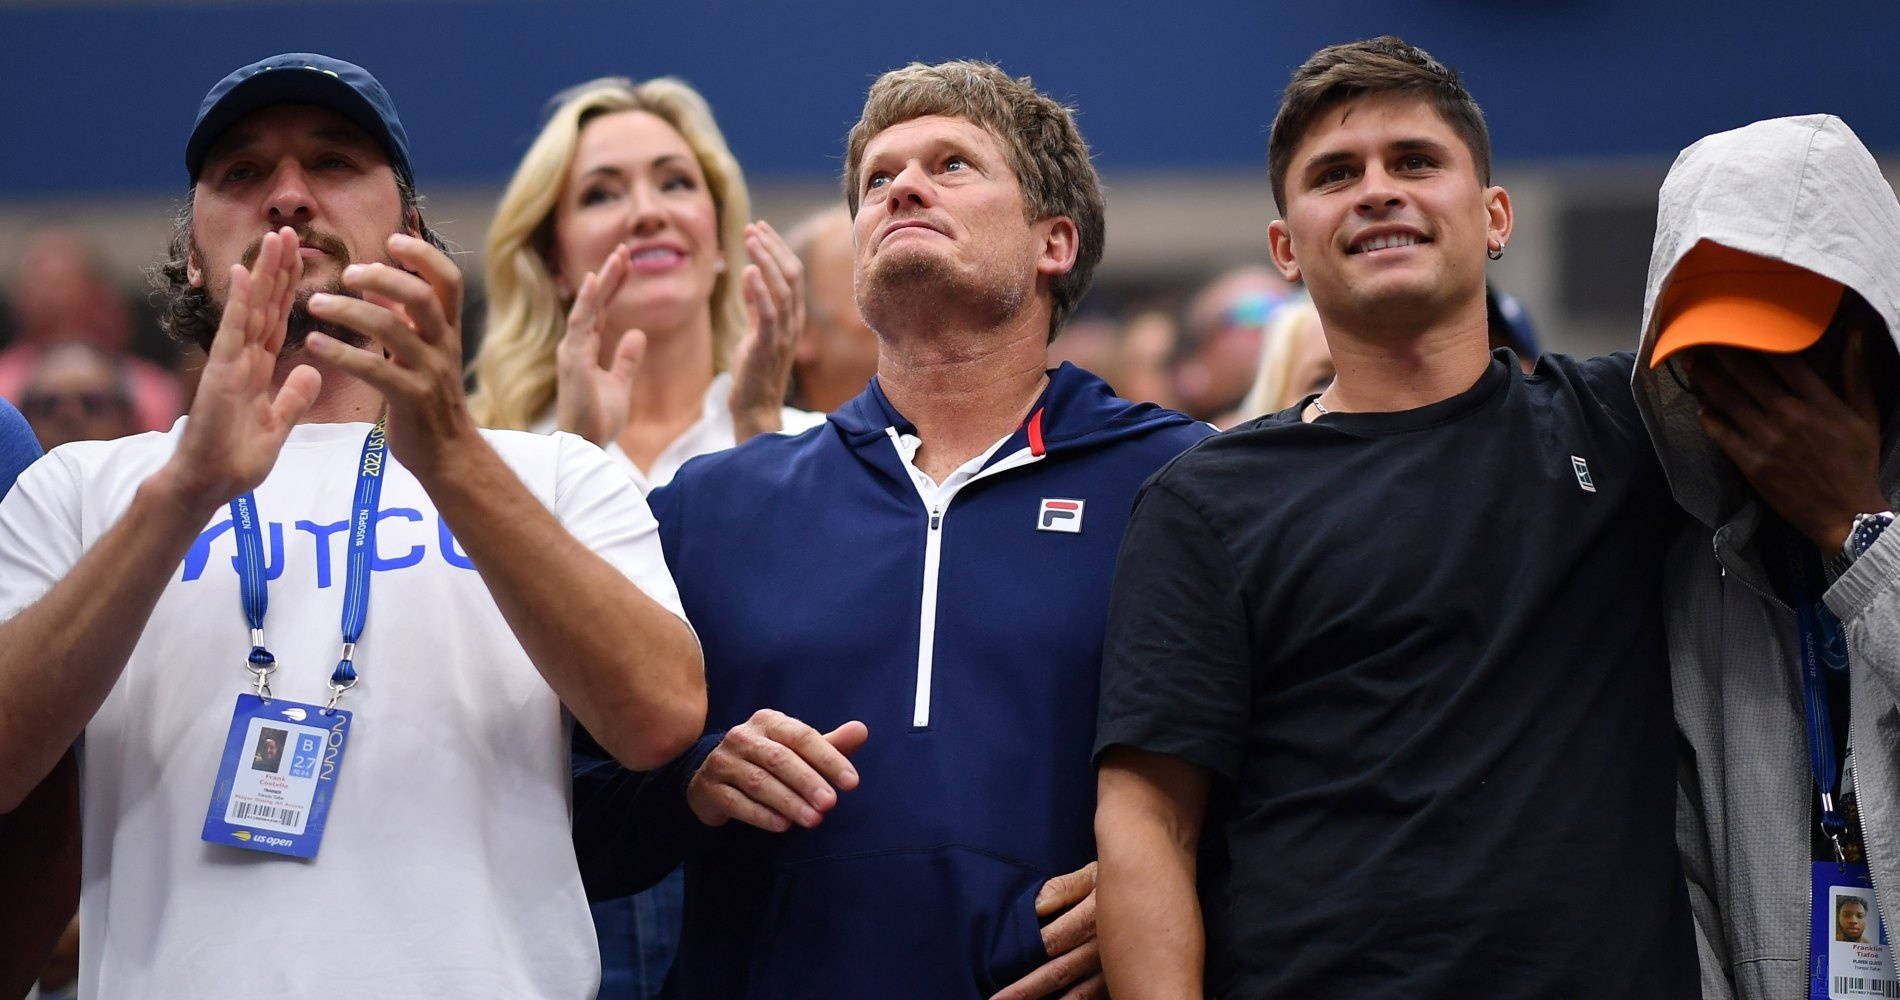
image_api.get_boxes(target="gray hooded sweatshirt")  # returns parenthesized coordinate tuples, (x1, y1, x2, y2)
(1634, 115, 1900, 1000)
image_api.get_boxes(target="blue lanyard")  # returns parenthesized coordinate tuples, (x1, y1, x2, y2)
(1787, 540, 1853, 859)
(229, 422, 388, 710)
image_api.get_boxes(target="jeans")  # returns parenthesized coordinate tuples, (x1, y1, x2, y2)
(592, 867, 684, 1000)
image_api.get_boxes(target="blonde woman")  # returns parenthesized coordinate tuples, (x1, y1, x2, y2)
(469, 77, 822, 494)
(468, 76, 818, 999)
(1230, 294, 1330, 424)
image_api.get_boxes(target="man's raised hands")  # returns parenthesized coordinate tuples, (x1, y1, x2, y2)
(304, 232, 479, 482)
(157, 226, 321, 511)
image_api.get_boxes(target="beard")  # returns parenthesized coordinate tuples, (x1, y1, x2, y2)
(856, 245, 1024, 337)
(198, 226, 375, 355)
(284, 282, 372, 352)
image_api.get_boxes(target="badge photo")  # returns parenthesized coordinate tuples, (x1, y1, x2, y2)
(1811, 862, 1897, 1000)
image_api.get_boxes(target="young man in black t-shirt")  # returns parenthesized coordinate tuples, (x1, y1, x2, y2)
(1092, 36, 1698, 999)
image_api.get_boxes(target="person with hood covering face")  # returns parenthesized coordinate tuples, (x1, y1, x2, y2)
(1636, 114, 1900, 1000)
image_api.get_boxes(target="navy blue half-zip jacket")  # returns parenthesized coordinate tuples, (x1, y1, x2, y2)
(573, 363, 1209, 999)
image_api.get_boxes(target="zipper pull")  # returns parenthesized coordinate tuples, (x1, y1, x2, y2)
(930, 506, 942, 530)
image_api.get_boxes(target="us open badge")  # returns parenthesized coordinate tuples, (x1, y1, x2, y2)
(202, 694, 352, 859)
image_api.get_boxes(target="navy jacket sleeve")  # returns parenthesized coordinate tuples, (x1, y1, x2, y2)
(571, 725, 722, 901)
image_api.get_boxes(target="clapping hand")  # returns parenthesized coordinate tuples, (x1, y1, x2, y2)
(303, 233, 480, 481)
(555, 244, 647, 446)
(727, 221, 806, 441)
(160, 226, 321, 509)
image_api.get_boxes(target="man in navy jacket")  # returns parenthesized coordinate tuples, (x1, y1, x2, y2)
(573, 60, 1210, 998)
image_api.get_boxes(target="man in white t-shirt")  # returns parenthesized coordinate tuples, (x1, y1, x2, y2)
(0, 53, 704, 1000)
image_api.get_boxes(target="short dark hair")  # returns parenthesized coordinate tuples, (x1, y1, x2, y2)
(152, 175, 446, 353)
(1267, 36, 1491, 215)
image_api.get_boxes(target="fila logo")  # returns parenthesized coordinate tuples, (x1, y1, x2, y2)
(1038, 498, 1085, 533)
(1571, 455, 1597, 493)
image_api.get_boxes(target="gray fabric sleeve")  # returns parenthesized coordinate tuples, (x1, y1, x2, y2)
(1823, 526, 1900, 708)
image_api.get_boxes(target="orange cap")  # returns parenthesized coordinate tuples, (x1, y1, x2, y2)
(1648, 242, 1845, 368)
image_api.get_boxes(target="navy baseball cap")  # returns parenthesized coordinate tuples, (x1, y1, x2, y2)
(185, 53, 414, 186)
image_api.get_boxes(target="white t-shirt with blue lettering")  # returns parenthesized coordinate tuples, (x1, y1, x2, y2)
(0, 419, 686, 1000)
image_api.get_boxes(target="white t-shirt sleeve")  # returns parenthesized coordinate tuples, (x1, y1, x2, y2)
(531, 409, 655, 495)
(0, 451, 82, 623)
(598, 440, 653, 495)
(548, 432, 688, 627)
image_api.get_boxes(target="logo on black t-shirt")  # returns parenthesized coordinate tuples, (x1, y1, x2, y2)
(1571, 455, 1597, 493)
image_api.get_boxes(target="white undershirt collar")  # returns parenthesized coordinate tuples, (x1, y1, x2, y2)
(888, 428, 1014, 510)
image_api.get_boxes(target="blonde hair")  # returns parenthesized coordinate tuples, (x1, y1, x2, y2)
(843, 60, 1104, 342)
(1238, 296, 1325, 418)
(468, 76, 751, 429)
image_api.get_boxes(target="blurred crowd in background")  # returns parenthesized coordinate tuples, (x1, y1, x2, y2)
(1, 0, 1892, 457)
(1, 7, 1894, 994)
(0, 220, 1549, 454)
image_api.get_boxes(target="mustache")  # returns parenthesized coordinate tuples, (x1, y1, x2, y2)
(231, 229, 368, 353)
(239, 227, 350, 270)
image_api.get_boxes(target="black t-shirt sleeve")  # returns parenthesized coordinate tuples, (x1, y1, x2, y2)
(1571, 351, 1648, 444)
(1094, 477, 1253, 780)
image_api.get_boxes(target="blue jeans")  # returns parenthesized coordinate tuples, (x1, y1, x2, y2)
(591, 867, 684, 1000)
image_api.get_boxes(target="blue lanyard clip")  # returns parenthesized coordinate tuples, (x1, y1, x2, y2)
(246, 629, 275, 699)
(327, 642, 359, 712)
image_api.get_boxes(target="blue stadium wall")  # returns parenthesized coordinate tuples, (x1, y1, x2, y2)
(2, 0, 1893, 198)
